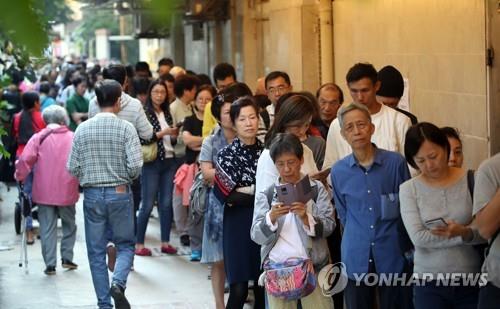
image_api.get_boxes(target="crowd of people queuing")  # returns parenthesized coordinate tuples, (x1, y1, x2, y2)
(1, 55, 500, 309)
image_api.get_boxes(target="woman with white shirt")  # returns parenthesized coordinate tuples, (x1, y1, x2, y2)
(255, 94, 320, 195)
(135, 80, 180, 256)
(251, 133, 335, 308)
(400, 122, 484, 309)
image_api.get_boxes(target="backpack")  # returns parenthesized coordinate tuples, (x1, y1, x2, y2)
(189, 171, 209, 217)
(468, 170, 500, 263)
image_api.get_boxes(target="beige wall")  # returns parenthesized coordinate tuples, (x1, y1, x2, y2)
(333, 0, 488, 169)
(242, 0, 320, 93)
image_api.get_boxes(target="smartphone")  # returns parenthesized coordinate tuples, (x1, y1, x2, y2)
(175, 121, 184, 128)
(425, 218, 448, 229)
(276, 184, 295, 206)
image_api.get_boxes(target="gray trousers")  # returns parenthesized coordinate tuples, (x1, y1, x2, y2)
(38, 205, 77, 267)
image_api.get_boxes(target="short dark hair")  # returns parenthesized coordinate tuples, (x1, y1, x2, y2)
(160, 73, 175, 83)
(72, 76, 87, 88)
(197, 73, 213, 87)
(103, 65, 127, 86)
(135, 61, 151, 73)
(269, 133, 304, 162)
(265, 71, 291, 89)
(213, 62, 236, 83)
(173, 74, 200, 98)
(211, 82, 252, 121)
(158, 57, 174, 67)
(441, 126, 462, 144)
(39, 81, 51, 94)
(95, 80, 122, 108)
(346, 63, 378, 85)
(229, 95, 259, 124)
(377, 65, 404, 98)
(404, 122, 450, 169)
(133, 77, 151, 96)
(316, 82, 344, 104)
(254, 94, 271, 110)
(195, 84, 217, 101)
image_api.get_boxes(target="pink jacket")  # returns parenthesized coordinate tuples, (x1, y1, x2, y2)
(15, 125, 80, 206)
(174, 163, 198, 206)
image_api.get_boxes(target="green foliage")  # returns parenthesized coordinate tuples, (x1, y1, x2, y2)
(0, 0, 73, 57)
(37, 0, 74, 25)
(0, 100, 13, 159)
(0, 0, 48, 56)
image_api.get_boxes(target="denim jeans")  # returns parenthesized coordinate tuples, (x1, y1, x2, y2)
(83, 186, 135, 309)
(136, 158, 176, 244)
(38, 205, 76, 267)
(414, 280, 478, 309)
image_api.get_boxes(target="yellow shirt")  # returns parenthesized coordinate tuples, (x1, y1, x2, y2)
(202, 101, 218, 137)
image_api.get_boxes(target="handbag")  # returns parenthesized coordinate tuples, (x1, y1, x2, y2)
(190, 171, 209, 216)
(263, 257, 316, 300)
(142, 142, 158, 163)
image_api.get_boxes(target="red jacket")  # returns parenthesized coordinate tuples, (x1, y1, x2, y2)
(12, 110, 46, 157)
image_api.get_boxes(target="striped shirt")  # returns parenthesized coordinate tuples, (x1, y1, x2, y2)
(67, 113, 143, 187)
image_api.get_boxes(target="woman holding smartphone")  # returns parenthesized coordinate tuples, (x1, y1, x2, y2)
(399, 122, 484, 309)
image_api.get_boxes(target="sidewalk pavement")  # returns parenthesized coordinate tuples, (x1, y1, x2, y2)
(0, 182, 231, 309)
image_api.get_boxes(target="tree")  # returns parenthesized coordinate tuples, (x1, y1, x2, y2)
(0, 0, 73, 157)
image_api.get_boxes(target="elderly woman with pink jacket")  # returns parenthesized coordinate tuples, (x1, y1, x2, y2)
(15, 105, 80, 276)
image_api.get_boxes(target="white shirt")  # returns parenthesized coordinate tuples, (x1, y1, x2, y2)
(170, 97, 193, 125)
(266, 104, 276, 126)
(157, 111, 174, 158)
(265, 208, 316, 262)
(322, 103, 411, 170)
(255, 144, 319, 196)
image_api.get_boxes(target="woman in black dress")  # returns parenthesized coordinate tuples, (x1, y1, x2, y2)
(213, 96, 265, 309)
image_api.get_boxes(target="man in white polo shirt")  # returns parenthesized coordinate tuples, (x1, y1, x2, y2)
(323, 63, 411, 170)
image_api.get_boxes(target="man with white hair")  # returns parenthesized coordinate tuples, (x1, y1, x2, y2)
(331, 102, 412, 309)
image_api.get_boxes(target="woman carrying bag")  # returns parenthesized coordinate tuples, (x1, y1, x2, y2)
(135, 79, 179, 256)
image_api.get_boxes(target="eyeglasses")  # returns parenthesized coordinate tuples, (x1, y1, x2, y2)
(267, 85, 289, 95)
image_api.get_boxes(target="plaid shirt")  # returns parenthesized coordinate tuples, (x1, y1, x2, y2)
(67, 113, 143, 187)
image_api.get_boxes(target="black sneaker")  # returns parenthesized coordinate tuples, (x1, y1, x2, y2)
(180, 234, 190, 246)
(61, 259, 78, 270)
(44, 266, 56, 275)
(110, 284, 131, 309)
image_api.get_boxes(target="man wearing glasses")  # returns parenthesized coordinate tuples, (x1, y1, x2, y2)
(265, 71, 293, 125)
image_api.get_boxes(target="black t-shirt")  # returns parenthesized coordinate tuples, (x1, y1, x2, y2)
(183, 114, 203, 164)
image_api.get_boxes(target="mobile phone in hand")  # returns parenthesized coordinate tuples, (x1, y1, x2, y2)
(425, 218, 448, 229)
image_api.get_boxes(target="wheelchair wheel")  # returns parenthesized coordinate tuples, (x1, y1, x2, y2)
(14, 202, 21, 234)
